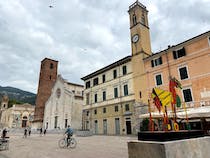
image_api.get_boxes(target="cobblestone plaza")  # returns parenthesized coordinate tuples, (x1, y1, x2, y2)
(0, 134, 136, 158)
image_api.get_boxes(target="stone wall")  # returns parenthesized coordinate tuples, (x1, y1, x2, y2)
(128, 137, 210, 158)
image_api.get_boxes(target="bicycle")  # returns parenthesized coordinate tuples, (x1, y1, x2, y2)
(58, 134, 77, 149)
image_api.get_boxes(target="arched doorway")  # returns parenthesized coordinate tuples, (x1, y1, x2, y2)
(22, 116, 28, 127)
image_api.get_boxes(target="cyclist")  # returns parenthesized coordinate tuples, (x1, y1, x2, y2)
(65, 125, 73, 146)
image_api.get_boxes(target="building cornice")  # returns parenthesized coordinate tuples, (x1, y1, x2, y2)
(81, 56, 132, 81)
(66, 82, 83, 87)
(41, 57, 58, 63)
(144, 30, 210, 61)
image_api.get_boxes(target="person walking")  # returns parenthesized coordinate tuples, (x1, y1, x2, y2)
(28, 128, 31, 136)
(40, 127, 43, 136)
(24, 128, 27, 138)
(44, 129, 47, 135)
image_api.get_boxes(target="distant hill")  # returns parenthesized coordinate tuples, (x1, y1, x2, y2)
(0, 86, 36, 105)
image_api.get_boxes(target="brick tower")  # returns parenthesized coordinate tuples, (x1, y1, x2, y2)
(33, 58, 58, 128)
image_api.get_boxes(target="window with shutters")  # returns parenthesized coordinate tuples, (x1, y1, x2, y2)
(173, 47, 186, 59)
(103, 91, 106, 101)
(124, 85, 128, 96)
(125, 104, 130, 111)
(102, 74, 106, 83)
(155, 74, 163, 86)
(122, 65, 127, 75)
(113, 69, 117, 79)
(151, 57, 162, 67)
(114, 87, 118, 98)
(179, 66, 189, 80)
(103, 107, 106, 113)
(182, 88, 193, 102)
(93, 78, 98, 86)
(86, 81, 90, 89)
(115, 106, 119, 112)
(94, 93, 98, 103)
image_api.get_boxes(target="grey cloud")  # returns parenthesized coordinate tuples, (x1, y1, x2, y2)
(148, 0, 210, 51)
(0, 0, 209, 93)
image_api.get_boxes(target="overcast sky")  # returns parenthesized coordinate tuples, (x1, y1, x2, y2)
(0, 0, 209, 94)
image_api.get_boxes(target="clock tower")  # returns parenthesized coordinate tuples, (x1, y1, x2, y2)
(128, 1, 152, 103)
(128, 0, 151, 56)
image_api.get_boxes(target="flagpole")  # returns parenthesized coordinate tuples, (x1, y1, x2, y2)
(169, 77, 178, 130)
(173, 103, 177, 124)
(165, 106, 169, 131)
(148, 99, 153, 131)
(183, 102, 190, 130)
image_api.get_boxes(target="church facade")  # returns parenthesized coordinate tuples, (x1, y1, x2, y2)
(43, 75, 83, 130)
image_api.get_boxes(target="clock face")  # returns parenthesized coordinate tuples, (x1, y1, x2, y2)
(132, 34, 139, 43)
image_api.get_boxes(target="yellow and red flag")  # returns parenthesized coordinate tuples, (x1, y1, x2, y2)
(152, 88, 172, 112)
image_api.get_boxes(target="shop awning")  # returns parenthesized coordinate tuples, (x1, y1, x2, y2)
(176, 106, 210, 119)
(139, 111, 172, 119)
(139, 106, 210, 119)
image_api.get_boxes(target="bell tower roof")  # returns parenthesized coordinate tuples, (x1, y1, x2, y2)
(128, 0, 148, 12)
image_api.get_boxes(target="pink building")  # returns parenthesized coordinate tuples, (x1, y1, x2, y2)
(144, 31, 210, 109)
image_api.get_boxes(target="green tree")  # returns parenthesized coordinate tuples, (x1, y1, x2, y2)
(8, 99, 23, 108)
(140, 118, 149, 131)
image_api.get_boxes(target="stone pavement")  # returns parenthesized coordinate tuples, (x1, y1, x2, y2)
(0, 134, 136, 158)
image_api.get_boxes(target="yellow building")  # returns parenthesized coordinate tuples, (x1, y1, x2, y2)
(82, 56, 135, 135)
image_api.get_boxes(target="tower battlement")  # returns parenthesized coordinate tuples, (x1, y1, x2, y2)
(128, 0, 147, 12)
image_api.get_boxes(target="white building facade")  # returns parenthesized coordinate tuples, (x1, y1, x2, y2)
(43, 75, 83, 130)
(0, 103, 34, 128)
